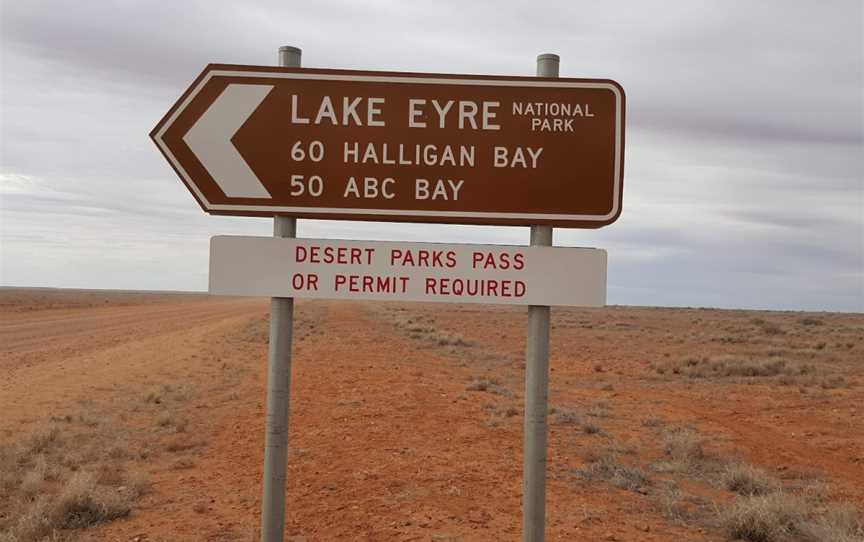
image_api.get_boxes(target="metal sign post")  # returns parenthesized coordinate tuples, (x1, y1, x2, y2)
(523, 53, 558, 542)
(260, 44, 301, 542)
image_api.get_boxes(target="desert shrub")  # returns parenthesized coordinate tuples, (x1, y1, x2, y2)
(799, 317, 823, 327)
(641, 416, 665, 428)
(551, 407, 582, 426)
(577, 450, 650, 492)
(142, 390, 162, 404)
(165, 438, 205, 453)
(481, 403, 519, 424)
(820, 375, 847, 389)
(608, 441, 639, 455)
(657, 486, 691, 522)
(27, 425, 62, 453)
(721, 494, 864, 542)
(8, 496, 52, 541)
(6, 472, 132, 541)
(762, 324, 785, 336)
(654, 428, 713, 475)
(124, 470, 150, 499)
(1, 415, 147, 541)
(52, 471, 131, 528)
(654, 356, 815, 380)
(798, 503, 864, 542)
(388, 312, 474, 348)
(664, 429, 705, 464)
(465, 377, 511, 396)
(721, 493, 808, 542)
(723, 463, 780, 496)
(225, 316, 270, 343)
(19, 455, 52, 497)
(432, 331, 472, 347)
(586, 400, 610, 418)
(171, 459, 195, 470)
(75, 414, 100, 428)
(582, 423, 602, 435)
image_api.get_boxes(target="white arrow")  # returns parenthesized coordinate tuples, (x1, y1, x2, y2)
(183, 83, 274, 198)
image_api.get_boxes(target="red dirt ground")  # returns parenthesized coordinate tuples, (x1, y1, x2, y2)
(1, 288, 862, 541)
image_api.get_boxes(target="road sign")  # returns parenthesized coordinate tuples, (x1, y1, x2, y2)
(209, 236, 607, 306)
(151, 65, 625, 227)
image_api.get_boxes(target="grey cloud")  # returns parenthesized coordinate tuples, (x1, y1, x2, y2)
(1, 0, 862, 311)
(4, 1, 862, 144)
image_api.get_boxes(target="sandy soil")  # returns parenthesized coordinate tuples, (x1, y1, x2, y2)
(1, 288, 862, 541)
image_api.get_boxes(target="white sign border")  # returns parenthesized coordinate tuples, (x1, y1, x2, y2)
(154, 69, 623, 222)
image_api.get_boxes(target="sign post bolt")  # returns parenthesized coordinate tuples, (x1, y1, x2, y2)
(523, 53, 558, 542)
(260, 45, 301, 542)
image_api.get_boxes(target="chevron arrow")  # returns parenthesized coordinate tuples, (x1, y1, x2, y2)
(183, 83, 274, 199)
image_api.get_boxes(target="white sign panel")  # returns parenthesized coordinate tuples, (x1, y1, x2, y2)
(209, 236, 606, 307)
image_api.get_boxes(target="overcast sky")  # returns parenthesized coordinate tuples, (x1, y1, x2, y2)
(1, 1, 862, 312)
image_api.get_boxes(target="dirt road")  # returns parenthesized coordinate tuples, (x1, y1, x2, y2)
(1, 289, 861, 541)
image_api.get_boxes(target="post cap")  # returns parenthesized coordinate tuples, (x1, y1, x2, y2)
(279, 45, 302, 54)
(536, 53, 560, 62)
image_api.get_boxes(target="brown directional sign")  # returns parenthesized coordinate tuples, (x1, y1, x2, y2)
(151, 65, 625, 227)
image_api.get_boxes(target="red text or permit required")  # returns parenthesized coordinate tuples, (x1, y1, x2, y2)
(209, 236, 606, 307)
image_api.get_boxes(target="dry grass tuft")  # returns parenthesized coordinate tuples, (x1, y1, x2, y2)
(723, 463, 780, 496)
(165, 438, 206, 453)
(6, 472, 133, 541)
(653, 355, 816, 380)
(465, 377, 511, 396)
(124, 470, 150, 499)
(798, 503, 864, 542)
(549, 406, 605, 434)
(19, 455, 54, 498)
(721, 493, 808, 542)
(721, 494, 864, 542)
(384, 310, 474, 348)
(142, 390, 162, 405)
(582, 423, 602, 435)
(641, 416, 665, 428)
(52, 471, 131, 528)
(550, 407, 582, 426)
(577, 450, 650, 493)
(761, 324, 785, 336)
(8, 496, 52, 542)
(171, 458, 195, 470)
(653, 428, 714, 475)
(27, 425, 62, 453)
(481, 403, 520, 425)
(225, 315, 270, 343)
(657, 486, 691, 522)
(586, 400, 611, 418)
(819, 375, 848, 389)
(0, 415, 148, 541)
(799, 317, 824, 327)
(431, 331, 472, 347)
(664, 429, 705, 464)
